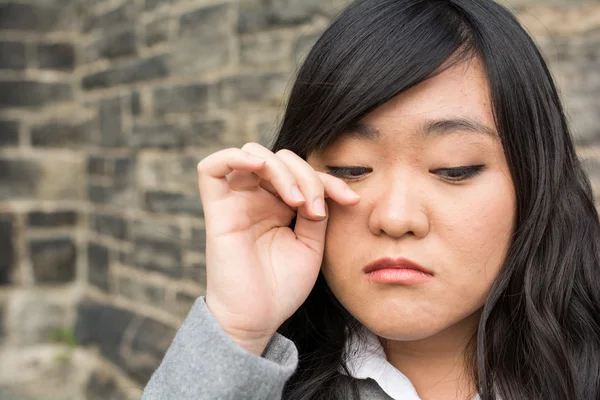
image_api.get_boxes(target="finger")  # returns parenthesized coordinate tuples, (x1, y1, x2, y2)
(316, 172, 361, 206)
(197, 148, 267, 200)
(240, 143, 306, 208)
(294, 201, 329, 256)
(227, 169, 262, 191)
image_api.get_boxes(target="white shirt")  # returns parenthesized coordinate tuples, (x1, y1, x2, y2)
(340, 325, 481, 400)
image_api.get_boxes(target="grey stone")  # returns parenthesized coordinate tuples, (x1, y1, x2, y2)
(153, 84, 210, 114)
(139, 155, 198, 190)
(117, 276, 165, 307)
(88, 242, 110, 292)
(75, 298, 134, 368)
(131, 123, 184, 148)
(98, 97, 124, 147)
(114, 156, 137, 184)
(87, 156, 112, 177)
(174, 291, 197, 316)
(131, 91, 141, 115)
(132, 238, 183, 278)
(0, 41, 26, 69)
(29, 237, 77, 283)
(189, 227, 206, 253)
(85, 30, 137, 63)
(144, 191, 203, 217)
(37, 43, 75, 71)
(169, 37, 231, 74)
(0, 120, 19, 147)
(0, 80, 72, 108)
(83, 2, 133, 33)
(88, 183, 135, 207)
(240, 32, 291, 68)
(85, 370, 129, 400)
(144, 0, 170, 11)
(30, 122, 89, 148)
(0, 159, 40, 200)
(27, 211, 78, 228)
(82, 54, 169, 90)
(126, 317, 176, 384)
(187, 119, 228, 147)
(185, 261, 206, 287)
(90, 213, 127, 240)
(129, 219, 181, 242)
(218, 73, 290, 107)
(179, 4, 232, 38)
(145, 18, 169, 47)
(0, 3, 61, 32)
(293, 32, 321, 64)
(0, 214, 14, 285)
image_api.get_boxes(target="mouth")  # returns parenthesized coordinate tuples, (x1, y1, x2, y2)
(362, 257, 434, 285)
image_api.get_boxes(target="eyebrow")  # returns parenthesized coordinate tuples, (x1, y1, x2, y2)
(342, 117, 498, 141)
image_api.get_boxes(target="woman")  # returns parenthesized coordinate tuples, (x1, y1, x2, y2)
(142, 0, 600, 399)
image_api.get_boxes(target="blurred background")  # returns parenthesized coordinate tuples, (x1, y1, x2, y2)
(0, 0, 598, 399)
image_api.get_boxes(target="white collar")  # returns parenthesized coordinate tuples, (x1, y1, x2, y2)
(340, 325, 481, 400)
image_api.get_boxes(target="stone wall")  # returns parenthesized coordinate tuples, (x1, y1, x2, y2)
(0, 0, 598, 399)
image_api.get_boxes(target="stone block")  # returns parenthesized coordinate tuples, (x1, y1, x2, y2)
(86, 30, 137, 63)
(29, 237, 77, 283)
(114, 156, 137, 184)
(169, 36, 231, 75)
(0, 214, 14, 285)
(90, 213, 127, 240)
(98, 97, 124, 147)
(5, 291, 68, 345)
(187, 119, 229, 147)
(129, 218, 181, 242)
(30, 122, 89, 148)
(83, 2, 132, 33)
(88, 242, 110, 292)
(126, 317, 176, 384)
(27, 211, 78, 228)
(37, 43, 75, 71)
(87, 183, 135, 207)
(174, 291, 197, 316)
(139, 155, 198, 190)
(117, 276, 165, 307)
(218, 73, 289, 107)
(145, 0, 170, 11)
(240, 32, 291, 68)
(0, 41, 26, 69)
(179, 4, 232, 38)
(131, 90, 141, 115)
(153, 83, 210, 114)
(0, 80, 72, 108)
(0, 120, 19, 147)
(238, 0, 322, 34)
(75, 298, 134, 368)
(133, 238, 183, 278)
(0, 159, 39, 200)
(145, 18, 169, 47)
(131, 123, 184, 148)
(0, 3, 61, 31)
(189, 227, 205, 253)
(87, 156, 111, 177)
(144, 190, 204, 217)
(83, 54, 169, 90)
(185, 260, 206, 287)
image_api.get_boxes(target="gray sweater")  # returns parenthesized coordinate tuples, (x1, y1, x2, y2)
(142, 296, 394, 399)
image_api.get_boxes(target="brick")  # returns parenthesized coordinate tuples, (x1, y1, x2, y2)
(131, 91, 141, 115)
(88, 183, 135, 207)
(87, 156, 111, 177)
(27, 211, 78, 228)
(117, 276, 165, 306)
(29, 237, 77, 283)
(126, 317, 176, 384)
(0, 41, 26, 69)
(153, 84, 209, 114)
(82, 54, 168, 90)
(30, 122, 89, 148)
(90, 213, 127, 240)
(179, 4, 231, 38)
(140, 155, 197, 190)
(83, 3, 132, 33)
(133, 238, 183, 278)
(145, 18, 169, 47)
(0, 120, 19, 147)
(170, 37, 230, 74)
(144, 191, 203, 217)
(0, 81, 72, 108)
(187, 120, 228, 147)
(189, 227, 206, 253)
(0, 3, 61, 32)
(0, 158, 82, 201)
(114, 156, 137, 184)
(240, 32, 291, 68)
(98, 98, 123, 147)
(0, 215, 14, 285)
(75, 298, 134, 369)
(129, 219, 181, 242)
(145, 0, 170, 11)
(131, 123, 184, 148)
(86, 30, 137, 63)
(88, 242, 109, 292)
(218, 73, 289, 107)
(37, 43, 75, 71)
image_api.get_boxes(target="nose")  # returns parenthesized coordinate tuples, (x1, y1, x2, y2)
(368, 171, 430, 238)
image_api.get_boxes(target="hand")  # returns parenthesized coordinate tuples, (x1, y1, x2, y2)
(196, 142, 361, 355)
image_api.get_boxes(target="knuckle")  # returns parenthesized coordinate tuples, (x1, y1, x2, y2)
(242, 142, 263, 152)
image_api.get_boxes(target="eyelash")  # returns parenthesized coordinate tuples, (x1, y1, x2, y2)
(325, 165, 486, 182)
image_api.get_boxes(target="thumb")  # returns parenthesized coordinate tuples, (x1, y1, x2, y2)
(293, 202, 329, 256)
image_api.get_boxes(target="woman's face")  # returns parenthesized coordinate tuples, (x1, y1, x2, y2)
(307, 58, 517, 342)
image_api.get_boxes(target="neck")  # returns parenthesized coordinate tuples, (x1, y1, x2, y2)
(380, 310, 480, 400)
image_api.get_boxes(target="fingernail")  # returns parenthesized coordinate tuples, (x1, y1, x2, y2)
(291, 185, 305, 202)
(313, 197, 326, 217)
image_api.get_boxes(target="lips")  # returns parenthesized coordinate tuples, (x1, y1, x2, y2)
(362, 257, 434, 276)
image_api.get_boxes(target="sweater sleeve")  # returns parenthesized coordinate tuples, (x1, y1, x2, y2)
(141, 296, 298, 400)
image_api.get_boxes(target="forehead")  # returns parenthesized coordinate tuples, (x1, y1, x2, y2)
(325, 57, 498, 150)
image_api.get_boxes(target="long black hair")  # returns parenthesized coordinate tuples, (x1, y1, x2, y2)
(269, 0, 600, 399)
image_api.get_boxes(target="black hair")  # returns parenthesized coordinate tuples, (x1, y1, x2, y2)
(270, 0, 600, 399)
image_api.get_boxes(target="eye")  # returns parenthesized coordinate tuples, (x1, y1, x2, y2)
(325, 166, 372, 180)
(434, 165, 486, 182)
